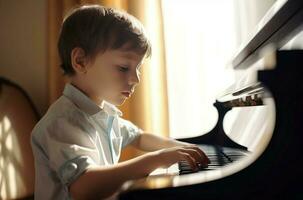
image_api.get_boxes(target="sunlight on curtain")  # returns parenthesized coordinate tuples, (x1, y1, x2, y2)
(130, 0, 169, 136)
(162, 1, 237, 138)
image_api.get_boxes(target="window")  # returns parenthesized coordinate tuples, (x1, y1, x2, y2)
(162, 1, 237, 138)
(161, 0, 276, 139)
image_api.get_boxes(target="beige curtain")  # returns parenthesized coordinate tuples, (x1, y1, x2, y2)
(47, 0, 169, 159)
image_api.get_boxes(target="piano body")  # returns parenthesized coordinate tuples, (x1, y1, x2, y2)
(119, 0, 303, 199)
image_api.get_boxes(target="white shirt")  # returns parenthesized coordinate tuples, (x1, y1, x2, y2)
(31, 83, 142, 200)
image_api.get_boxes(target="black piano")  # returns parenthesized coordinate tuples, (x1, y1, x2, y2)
(119, 0, 303, 199)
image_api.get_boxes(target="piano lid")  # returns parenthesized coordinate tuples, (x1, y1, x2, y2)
(232, 0, 303, 69)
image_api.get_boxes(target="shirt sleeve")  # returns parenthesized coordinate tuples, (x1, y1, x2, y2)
(43, 117, 99, 186)
(118, 117, 143, 148)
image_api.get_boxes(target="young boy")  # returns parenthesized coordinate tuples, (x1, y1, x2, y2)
(31, 5, 209, 200)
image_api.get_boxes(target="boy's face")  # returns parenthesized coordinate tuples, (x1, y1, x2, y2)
(81, 48, 145, 106)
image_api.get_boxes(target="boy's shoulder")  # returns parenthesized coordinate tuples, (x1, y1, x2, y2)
(32, 95, 89, 137)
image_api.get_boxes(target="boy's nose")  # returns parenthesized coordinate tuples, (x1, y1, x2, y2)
(128, 72, 140, 85)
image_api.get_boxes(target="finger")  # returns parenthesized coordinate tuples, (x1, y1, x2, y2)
(195, 147, 210, 164)
(180, 148, 204, 165)
(180, 152, 198, 171)
(184, 145, 210, 164)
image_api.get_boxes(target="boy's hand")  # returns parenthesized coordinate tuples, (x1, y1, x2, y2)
(153, 145, 210, 171)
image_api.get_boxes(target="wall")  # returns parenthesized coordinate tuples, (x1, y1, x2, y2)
(0, 0, 48, 115)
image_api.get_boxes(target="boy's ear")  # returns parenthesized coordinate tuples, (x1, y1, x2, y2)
(71, 47, 89, 74)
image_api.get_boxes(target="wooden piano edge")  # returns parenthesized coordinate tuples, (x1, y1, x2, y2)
(118, 151, 260, 192)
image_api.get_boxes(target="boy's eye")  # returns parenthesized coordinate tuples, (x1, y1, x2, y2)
(118, 66, 129, 72)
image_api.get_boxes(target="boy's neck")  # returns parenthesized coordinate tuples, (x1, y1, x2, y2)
(69, 78, 104, 108)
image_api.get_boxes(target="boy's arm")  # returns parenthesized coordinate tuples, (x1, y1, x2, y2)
(130, 132, 192, 151)
(70, 152, 158, 200)
(128, 133, 209, 165)
(70, 145, 209, 200)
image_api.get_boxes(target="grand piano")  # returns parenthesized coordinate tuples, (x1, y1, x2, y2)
(118, 0, 303, 199)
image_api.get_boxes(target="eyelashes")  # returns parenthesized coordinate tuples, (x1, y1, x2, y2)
(118, 65, 141, 74)
(118, 66, 129, 72)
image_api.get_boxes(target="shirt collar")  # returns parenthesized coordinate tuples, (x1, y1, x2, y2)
(63, 83, 122, 117)
(102, 101, 123, 117)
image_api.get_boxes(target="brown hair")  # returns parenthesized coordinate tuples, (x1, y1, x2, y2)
(58, 5, 151, 75)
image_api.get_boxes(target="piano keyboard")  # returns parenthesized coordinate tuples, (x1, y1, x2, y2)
(178, 145, 248, 175)
(179, 145, 248, 174)
(150, 144, 249, 176)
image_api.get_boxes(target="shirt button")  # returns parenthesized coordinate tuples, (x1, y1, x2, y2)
(65, 162, 78, 176)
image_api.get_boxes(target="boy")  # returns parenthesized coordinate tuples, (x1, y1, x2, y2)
(31, 5, 209, 200)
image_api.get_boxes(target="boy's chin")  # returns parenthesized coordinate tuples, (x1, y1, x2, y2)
(111, 98, 127, 106)
(116, 101, 126, 106)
